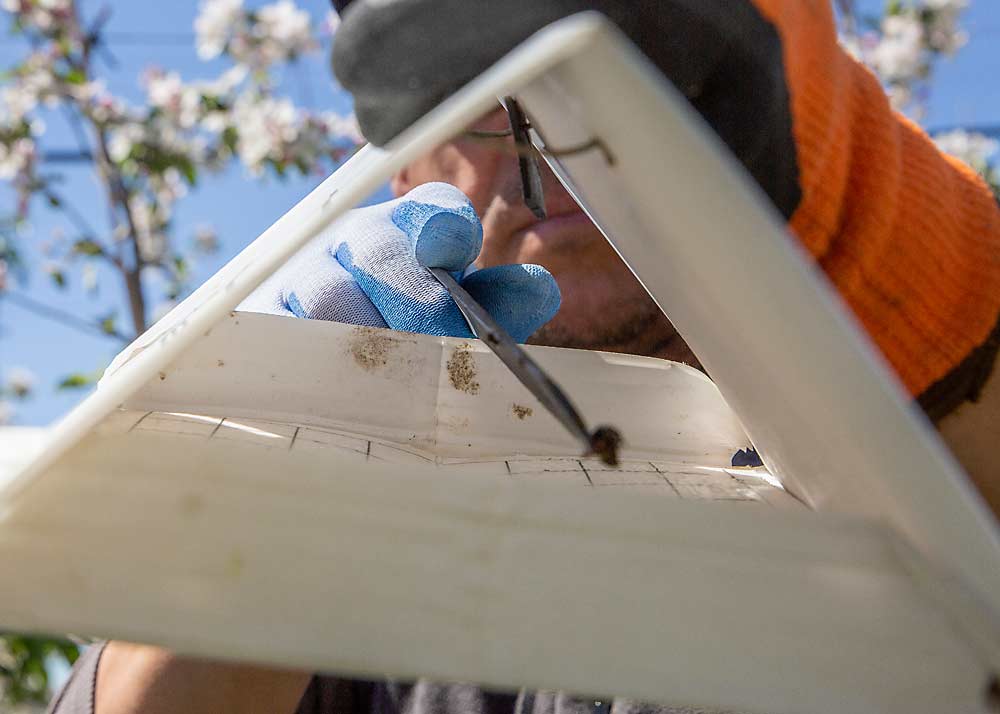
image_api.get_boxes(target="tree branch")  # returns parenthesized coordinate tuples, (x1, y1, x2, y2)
(41, 149, 94, 163)
(41, 187, 97, 238)
(61, 103, 92, 157)
(56, 1, 149, 337)
(92, 127, 148, 336)
(2, 291, 132, 343)
(39, 187, 124, 270)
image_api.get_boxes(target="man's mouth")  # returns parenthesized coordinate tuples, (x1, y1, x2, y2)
(513, 210, 598, 247)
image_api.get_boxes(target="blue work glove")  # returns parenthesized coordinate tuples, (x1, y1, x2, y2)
(240, 182, 561, 343)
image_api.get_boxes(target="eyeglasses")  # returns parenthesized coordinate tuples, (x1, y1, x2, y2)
(459, 96, 614, 220)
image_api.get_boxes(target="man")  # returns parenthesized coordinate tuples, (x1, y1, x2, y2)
(48, 1, 1000, 712)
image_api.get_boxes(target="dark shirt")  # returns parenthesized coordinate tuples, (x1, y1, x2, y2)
(48, 643, 727, 714)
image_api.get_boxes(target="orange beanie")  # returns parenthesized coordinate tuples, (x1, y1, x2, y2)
(752, 0, 1000, 414)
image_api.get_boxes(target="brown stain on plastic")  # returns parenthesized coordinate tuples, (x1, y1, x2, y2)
(512, 404, 533, 420)
(447, 348, 480, 395)
(349, 327, 394, 372)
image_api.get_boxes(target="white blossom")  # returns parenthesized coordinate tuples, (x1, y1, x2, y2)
(841, 1, 973, 117)
(128, 194, 168, 263)
(839, 32, 864, 62)
(199, 0, 317, 69)
(207, 65, 249, 96)
(83, 80, 129, 124)
(5, 366, 36, 399)
(107, 122, 143, 163)
(107, 112, 208, 176)
(42, 260, 62, 279)
(0, 137, 36, 180)
(194, 224, 219, 253)
(65, 80, 100, 108)
(256, 0, 311, 50)
(1, 50, 60, 124)
(81, 262, 98, 293)
(231, 93, 298, 171)
(323, 111, 363, 146)
(195, 0, 244, 60)
(151, 168, 189, 223)
(1, 83, 39, 123)
(923, 0, 968, 53)
(200, 111, 228, 134)
(4, 0, 73, 34)
(934, 129, 1000, 174)
(145, 71, 202, 130)
(871, 14, 925, 82)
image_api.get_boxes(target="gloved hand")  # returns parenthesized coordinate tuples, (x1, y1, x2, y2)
(331, 0, 801, 220)
(240, 182, 561, 343)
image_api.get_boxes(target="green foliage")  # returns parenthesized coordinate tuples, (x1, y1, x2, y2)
(221, 126, 239, 154)
(0, 231, 25, 282)
(98, 312, 118, 336)
(120, 140, 200, 187)
(71, 238, 104, 257)
(57, 371, 99, 390)
(0, 634, 80, 706)
(61, 68, 86, 85)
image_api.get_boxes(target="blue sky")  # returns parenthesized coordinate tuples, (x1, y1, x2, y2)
(0, 0, 364, 424)
(2, 0, 1000, 426)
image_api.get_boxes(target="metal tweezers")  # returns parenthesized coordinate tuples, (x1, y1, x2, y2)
(426, 97, 622, 464)
(427, 267, 621, 466)
(504, 96, 547, 220)
(426, 97, 621, 464)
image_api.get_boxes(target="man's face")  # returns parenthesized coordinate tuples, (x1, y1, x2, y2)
(391, 109, 698, 365)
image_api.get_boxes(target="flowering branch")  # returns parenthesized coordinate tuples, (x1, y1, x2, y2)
(839, 0, 998, 196)
(0, 0, 361, 349)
